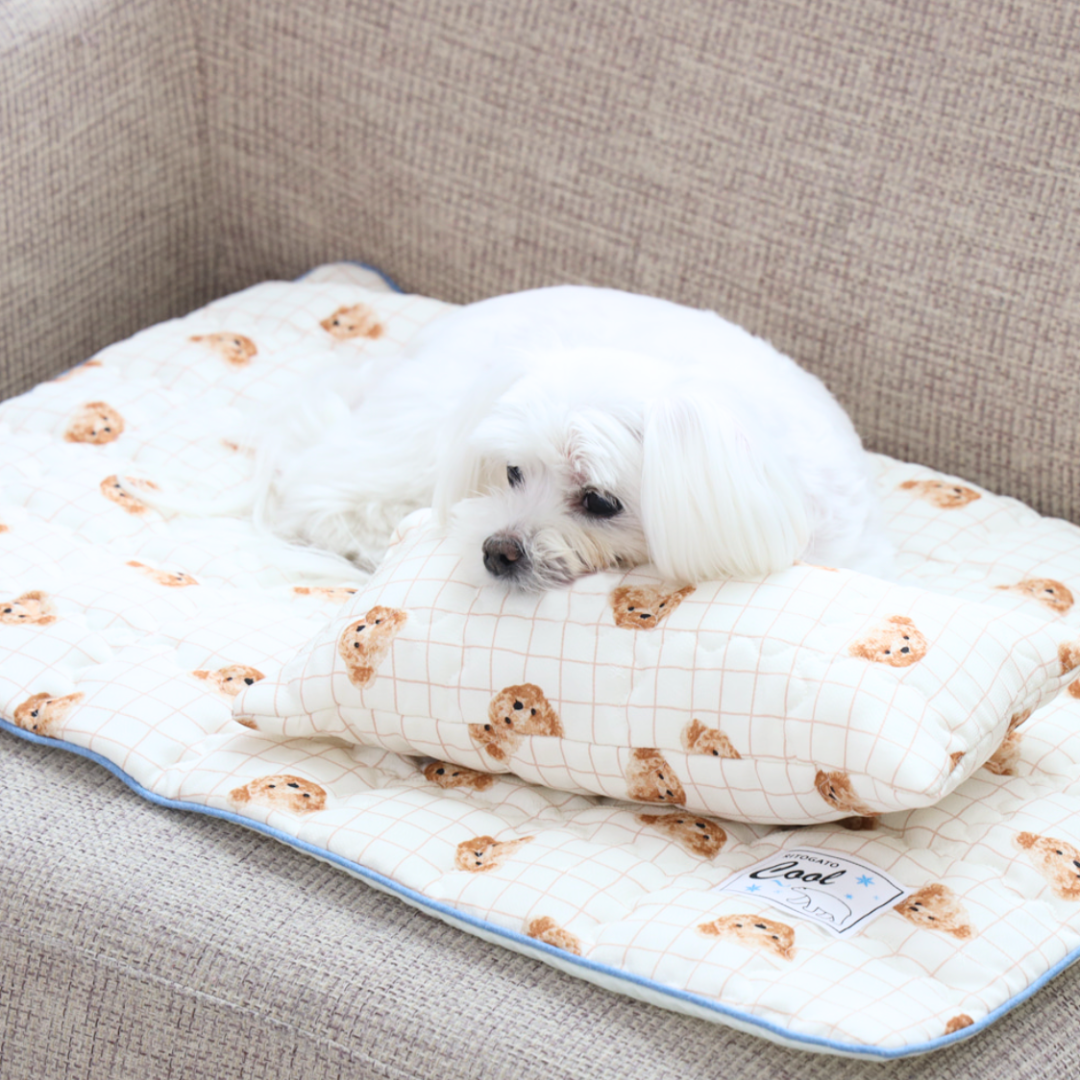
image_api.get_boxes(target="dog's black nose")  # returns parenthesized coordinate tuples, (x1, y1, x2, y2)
(483, 535, 526, 578)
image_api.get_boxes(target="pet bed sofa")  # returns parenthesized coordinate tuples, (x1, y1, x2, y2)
(5, 1, 1080, 1078)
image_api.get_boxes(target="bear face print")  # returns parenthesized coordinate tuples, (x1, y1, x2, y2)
(190, 333, 257, 367)
(454, 834, 533, 873)
(0, 590, 57, 626)
(100, 475, 158, 514)
(320, 303, 385, 341)
(228, 774, 327, 814)
(997, 578, 1074, 616)
(293, 586, 360, 602)
(64, 402, 125, 444)
(814, 770, 875, 817)
(697, 914, 796, 961)
(1015, 832, 1080, 900)
(983, 730, 1022, 776)
(126, 561, 198, 587)
(625, 748, 686, 805)
(945, 1015, 974, 1035)
(894, 884, 974, 939)
(337, 605, 408, 688)
(468, 683, 564, 761)
(898, 479, 981, 509)
(638, 812, 727, 859)
(681, 718, 740, 759)
(423, 761, 495, 792)
(526, 917, 583, 956)
(12, 691, 83, 738)
(193, 665, 266, 698)
(610, 584, 694, 630)
(848, 615, 927, 667)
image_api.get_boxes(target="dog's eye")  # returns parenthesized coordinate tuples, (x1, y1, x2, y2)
(507, 465, 523, 488)
(582, 491, 623, 518)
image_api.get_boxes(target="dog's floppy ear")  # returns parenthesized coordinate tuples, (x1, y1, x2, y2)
(640, 392, 809, 579)
(432, 364, 526, 524)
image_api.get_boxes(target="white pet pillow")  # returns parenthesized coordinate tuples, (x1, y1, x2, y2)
(236, 510, 1074, 825)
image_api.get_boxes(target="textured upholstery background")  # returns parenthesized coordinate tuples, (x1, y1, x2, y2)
(6, 734, 1080, 1080)
(0, 0, 215, 400)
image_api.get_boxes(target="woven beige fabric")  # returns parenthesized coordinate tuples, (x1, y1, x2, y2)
(0, 0, 215, 401)
(3, 733, 1080, 1080)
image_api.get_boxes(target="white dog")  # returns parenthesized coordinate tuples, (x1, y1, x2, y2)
(180, 286, 891, 590)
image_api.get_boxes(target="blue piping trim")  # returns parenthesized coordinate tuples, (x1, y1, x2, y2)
(5, 718, 1074, 1058)
(294, 261, 405, 293)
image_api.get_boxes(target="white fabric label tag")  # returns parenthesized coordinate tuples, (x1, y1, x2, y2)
(714, 847, 911, 937)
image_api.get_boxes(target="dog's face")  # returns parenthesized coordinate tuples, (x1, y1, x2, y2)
(65, 402, 125, 444)
(1, 591, 57, 625)
(848, 615, 927, 667)
(190, 333, 257, 367)
(1015, 832, 1080, 900)
(638, 812, 727, 859)
(697, 914, 796, 960)
(625, 748, 686, 805)
(228, 774, 327, 814)
(13, 691, 83, 737)
(436, 349, 811, 591)
(193, 664, 266, 697)
(814, 769, 875, 817)
(894, 884, 973, 938)
(454, 834, 532, 873)
(997, 578, 1074, 615)
(320, 304, 385, 341)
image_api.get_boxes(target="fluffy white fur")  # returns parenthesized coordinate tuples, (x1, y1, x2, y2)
(153, 286, 894, 588)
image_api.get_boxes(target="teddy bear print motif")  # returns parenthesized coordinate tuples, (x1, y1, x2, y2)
(610, 584, 694, 630)
(894, 884, 975, 939)
(0, 590, 58, 626)
(100, 475, 158, 514)
(526, 917, 583, 955)
(64, 402, 125, 444)
(983, 730, 1023, 776)
(12, 692, 83, 738)
(898, 479, 981, 509)
(423, 761, 495, 792)
(609, 583, 691, 630)
(454, 834, 533, 873)
(228, 774, 327, 814)
(337, 605, 408, 688)
(1015, 832, 1080, 900)
(625, 748, 686, 805)
(320, 303, 385, 341)
(638, 812, 727, 858)
(293, 585, 360, 601)
(126, 561, 198, 587)
(945, 1015, 974, 1035)
(997, 578, 1074, 616)
(697, 914, 796, 961)
(681, 718, 740, 759)
(468, 683, 564, 762)
(814, 770, 875, 818)
(848, 615, 927, 667)
(190, 333, 257, 367)
(193, 665, 266, 698)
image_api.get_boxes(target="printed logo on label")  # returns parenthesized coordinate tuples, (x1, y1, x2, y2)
(714, 847, 910, 937)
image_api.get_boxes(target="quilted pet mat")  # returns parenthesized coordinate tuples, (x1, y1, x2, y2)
(4, 263, 1080, 1058)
